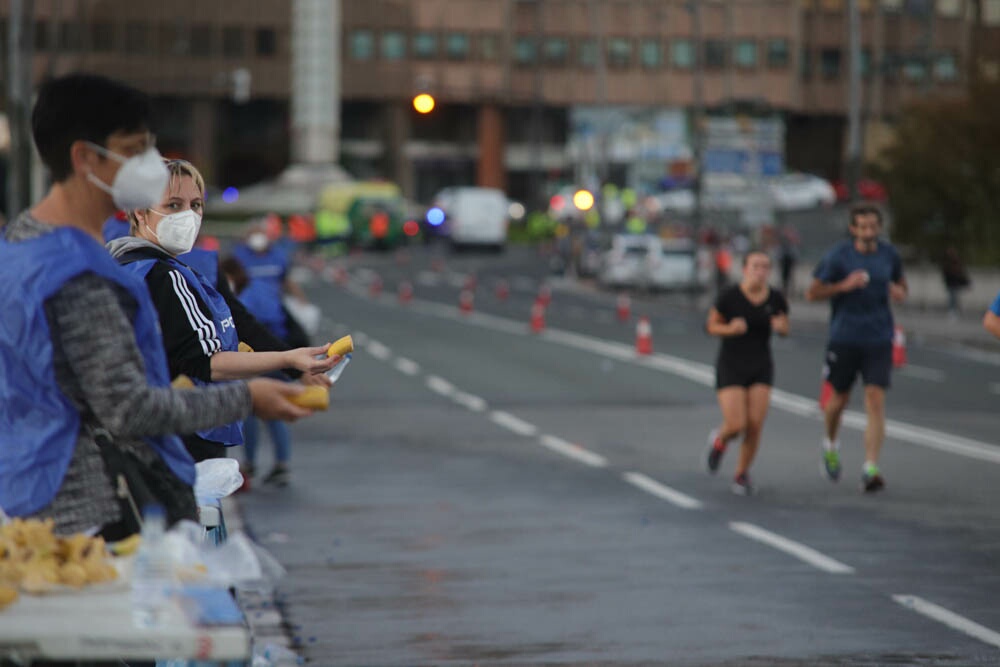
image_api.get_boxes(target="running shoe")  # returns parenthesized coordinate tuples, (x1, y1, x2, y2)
(705, 429, 726, 474)
(821, 448, 842, 482)
(731, 473, 754, 496)
(262, 465, 290, 487)
(861, 464, 885, 493)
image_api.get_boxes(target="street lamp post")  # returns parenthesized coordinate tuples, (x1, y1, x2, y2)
(687, 0, 705, 291)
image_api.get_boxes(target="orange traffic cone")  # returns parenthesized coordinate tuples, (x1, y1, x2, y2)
(892, 326, 907, 368)
(369, 276, 383, 298)
(459, 289, 474, 314)
(537, 284, 552, 307)
(635, 316, 653, 355)
(398, 281, 413, 304)
(616, 293, 631, 322)
(495, 280, 510, 301)
(530, 302, 546, 333)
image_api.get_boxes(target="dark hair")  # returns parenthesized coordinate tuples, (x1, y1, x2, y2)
(31, 73, 153, 182)
(849, 204, 882, 226)
(742, 248, 771, 267)
(220, 256, 249, 295)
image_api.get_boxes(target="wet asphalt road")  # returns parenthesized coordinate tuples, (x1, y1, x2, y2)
(236, 244, 1000, 666)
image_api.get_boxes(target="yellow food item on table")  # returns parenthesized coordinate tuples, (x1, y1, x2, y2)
(0, 518, 119, 600)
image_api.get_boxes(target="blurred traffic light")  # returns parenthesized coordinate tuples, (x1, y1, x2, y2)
(412, 93, 436, 114)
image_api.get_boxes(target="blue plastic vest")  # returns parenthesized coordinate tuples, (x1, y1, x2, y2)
(232, 244, 288, 339)
(102, 216, 132, 243)
(179, 248, 219, 287)
(121, 256, 244, 447)
(0, 227, 195, 517)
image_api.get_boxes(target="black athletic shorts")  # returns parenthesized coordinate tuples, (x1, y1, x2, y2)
(716, 362, 774, 390)
(823, 342, 893, 393)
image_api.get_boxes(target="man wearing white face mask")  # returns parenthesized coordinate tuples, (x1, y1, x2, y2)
(109, 160, 340, 461)
(0, 74, 320, 538)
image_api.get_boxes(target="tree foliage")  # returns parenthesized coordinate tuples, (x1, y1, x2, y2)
(875, 81, 1000, 264)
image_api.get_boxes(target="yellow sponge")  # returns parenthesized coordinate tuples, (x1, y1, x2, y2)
(288, 385, 330, 410)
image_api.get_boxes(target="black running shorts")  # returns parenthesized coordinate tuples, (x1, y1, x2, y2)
(823, 342, 893, 393)
(716, 363, 774, 390)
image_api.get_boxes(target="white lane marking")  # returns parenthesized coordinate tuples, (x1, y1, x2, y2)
(351, 330, 369, 346)
(729, 522, 855, 574)
(623, 472, 703, 510)
(898, 364, 946, 382)
(893, 595, 1000, 648)
(348, 290, 1000, 465)
(452, 391, 487, 412)
(394, 357, 420, 376)
(489, 410, 539, 437)
(366, 340, 392, 361)
(425, 375, 455, 397)
(539, 434, 608, 468)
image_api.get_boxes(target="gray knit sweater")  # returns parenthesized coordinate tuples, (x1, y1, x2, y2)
(4, 213, 252, 534)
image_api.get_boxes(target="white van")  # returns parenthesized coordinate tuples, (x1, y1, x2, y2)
(440, 187, 509, 250)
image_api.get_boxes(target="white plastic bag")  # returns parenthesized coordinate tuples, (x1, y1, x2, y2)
(194, 458, 243, 503)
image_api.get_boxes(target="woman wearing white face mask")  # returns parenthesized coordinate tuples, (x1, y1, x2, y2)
(108, 160, 340, 461)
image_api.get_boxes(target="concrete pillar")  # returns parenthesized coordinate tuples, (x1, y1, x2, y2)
(291, 0, 340, 164)
(189, 99, 217, 185)
(476, 104, 506, 191)
(384, 103, 413, 198)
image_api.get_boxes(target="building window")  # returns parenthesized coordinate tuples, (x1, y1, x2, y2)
(734, 40, 757, 68)
(514, 36, 536, 65)
(903, 55, 928, 82)
(937, 0, 961, 17)
(639, 39, 663, 68)
(124, 21, 149, 55)
(705, 40, 727, 69)
(543, 37, 569, 65)
(445, 33, 469, 60)
(578, 38, 598, 67)
(934, 52, 957, 81)
(766, 39, 789, 68)
(158, 21, 186, 56)
(349, 29, 374, 61)
(984, 0, 1000, 25)
(412, 32, 437, 59)
(91, 22, 115, 52)
(34, 21, 48, 51)
(380, 31, 405, 60)
(820, 47, 841, 78)
(255, 27, 276, 56)
(607, 38, 632, 67)
(903, 0, 932, 15)
(672, 39, 694, 68)
(882, 50, 900, 81)
(881, 0, 903, 9)
(860, 48, 872, 78)
(59, 22, 82, 51)
(190, 24, 212, 57)
(222, 26, 245, 58)
(481, 34, 500, 60)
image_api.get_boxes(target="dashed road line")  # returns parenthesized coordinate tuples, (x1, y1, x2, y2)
(394, 357, 421, 376)
(623, 472, 703, 510)
(425, 375, 455, 397)
(366, 340, 392, 361)
(452, 391, 487, 412)
(489, 410, 539, 437)
(893, 595, 1000, 648)
(729, 521, 855, 574)
(538, 434, 607, 468)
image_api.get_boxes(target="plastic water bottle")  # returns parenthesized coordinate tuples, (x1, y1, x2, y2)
(131, 504, 174, 628)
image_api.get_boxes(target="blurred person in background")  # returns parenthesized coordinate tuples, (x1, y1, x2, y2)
(704, 250, 789, 495)
(108, 159, 338, 462)
(940, 246, 970, 320)
(0, 73, 315, 538)
(806, 205, 907, 493)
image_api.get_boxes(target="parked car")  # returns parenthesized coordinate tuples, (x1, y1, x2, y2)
(599, 234, 655, 288)
(645, 238, 712, 292)
(768, 173, 836, 211)
(832, 178, 888, 202)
